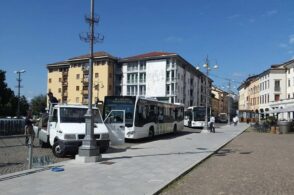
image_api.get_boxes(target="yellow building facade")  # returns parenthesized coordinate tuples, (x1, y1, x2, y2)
(47, 52, 119, 105)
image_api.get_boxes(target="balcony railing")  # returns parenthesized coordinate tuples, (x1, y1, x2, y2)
(127, 80, 138, 84)
(139, 79, 146, 84)
(274, 87, 281, 92)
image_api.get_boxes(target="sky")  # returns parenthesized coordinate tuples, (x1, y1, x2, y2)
(1, 0, 294, 100)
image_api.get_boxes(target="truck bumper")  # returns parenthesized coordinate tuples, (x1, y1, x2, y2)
(61, 139, 110, 154)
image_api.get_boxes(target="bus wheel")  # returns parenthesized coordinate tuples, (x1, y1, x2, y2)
(173, 124, 177, 134)
(148, 128, 154, 138)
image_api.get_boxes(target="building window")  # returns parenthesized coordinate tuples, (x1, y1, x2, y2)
(109, 85, 112, 91)
(288, 79, 291, 87)
(275, 94, 280, 101)
(76, 74, 80, 79)
(274, 80, 280, 92)
(49, 78, 52, 83)
(58, 88, 61, 93)
(95, 73, 99, 78)
(76, 86, 80, 91)
(59, 78, 62, 82)
(288, 94, 291, 99)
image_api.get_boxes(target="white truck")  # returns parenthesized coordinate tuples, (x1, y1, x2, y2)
(34, 104, 110, 157)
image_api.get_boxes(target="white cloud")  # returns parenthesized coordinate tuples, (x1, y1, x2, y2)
(279, 43, 288, 48)
(164, 36, 183, 44)
(248, 18, 256, 23)
(264, 10, 278, 17)
(289, 35, 294, 44)
(227, 14, 240, 20)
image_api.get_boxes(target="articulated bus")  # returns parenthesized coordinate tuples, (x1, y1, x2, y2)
(103, 96, 184, 139)
(184, 106, 210, 128)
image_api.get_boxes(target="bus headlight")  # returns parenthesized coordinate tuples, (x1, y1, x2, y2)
(64, 134, 76, 140)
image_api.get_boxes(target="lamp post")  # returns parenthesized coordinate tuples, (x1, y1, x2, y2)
(77, 0, 101, 162)
(14, 70, 26, 118)
(197, 57, 218, 133)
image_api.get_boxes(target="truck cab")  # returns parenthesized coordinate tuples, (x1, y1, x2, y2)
(34, 104, 110, 157)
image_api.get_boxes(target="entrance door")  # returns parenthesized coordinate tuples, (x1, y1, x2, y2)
(104, 110, 125, 145)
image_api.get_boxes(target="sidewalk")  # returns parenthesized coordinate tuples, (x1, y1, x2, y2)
(0, 123, 249, 195)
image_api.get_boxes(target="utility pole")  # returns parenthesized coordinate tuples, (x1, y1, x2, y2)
(14, 70, 26, 118)
(227, 79, 232, 125)
(77, 0, 104, 162)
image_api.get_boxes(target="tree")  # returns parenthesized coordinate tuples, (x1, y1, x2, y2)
(0, 70, 29, 117)
(30, 94, 47, 116)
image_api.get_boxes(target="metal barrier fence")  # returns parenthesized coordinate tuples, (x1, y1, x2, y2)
(0, 135, 33, 169)
(0, 135, 65, 176)
(0, 119, 25, 136)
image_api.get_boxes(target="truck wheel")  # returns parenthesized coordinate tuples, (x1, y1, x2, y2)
(52, 141, 66, 158)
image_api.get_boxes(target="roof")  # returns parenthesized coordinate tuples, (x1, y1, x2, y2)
(67, 51, 117, 61)
(120, 51, 177, 62)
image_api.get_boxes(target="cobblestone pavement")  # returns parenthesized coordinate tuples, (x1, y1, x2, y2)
(160, 129, 294, 195)
(0, 126, 203, 176)
(0, 138, 72, 176)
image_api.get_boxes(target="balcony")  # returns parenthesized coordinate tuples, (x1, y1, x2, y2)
(82, 90, 88, 95)
(62, 71, 68, 76)
(139, 79, 146, 84)
(274, 87, 281, 92)
(166, 77, 176, 83)
(127, 80, 138, 84)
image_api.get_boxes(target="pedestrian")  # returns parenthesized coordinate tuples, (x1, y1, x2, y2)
(47, 92, 58, 106)
(209, 115, 216, 133)
(233, 115, 239, 126)
(24, 109, 36, 146)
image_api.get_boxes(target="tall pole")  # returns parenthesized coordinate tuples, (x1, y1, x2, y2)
(15, 70, 25, 118)
(205, 58, 209, 130)
(227, 79, 232, 125)
(78, 0, 100, 161)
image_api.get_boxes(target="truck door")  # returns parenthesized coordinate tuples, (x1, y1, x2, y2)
(104, 110, 125, 145)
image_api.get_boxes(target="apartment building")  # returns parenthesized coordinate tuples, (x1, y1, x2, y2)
(238, 75, 259, 121)
(269, 60, 294, 120)
(47, 51, 119, 105)
(119, 51, 211, 107)
(238, 62, 288, 120)
(211, 86, 228, 116)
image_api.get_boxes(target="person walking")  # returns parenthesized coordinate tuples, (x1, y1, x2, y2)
(24, 109, 36, 146)
(209, 115, 216, 133)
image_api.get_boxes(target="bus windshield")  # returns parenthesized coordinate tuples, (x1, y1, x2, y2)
(60, 107, 103, 123)
(192, 107, 207, 121)
(104, 96, 136, 127)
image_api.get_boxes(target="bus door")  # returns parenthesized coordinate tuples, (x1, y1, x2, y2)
(104, 110, 125, 145)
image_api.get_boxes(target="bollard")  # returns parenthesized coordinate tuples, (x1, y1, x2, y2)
(27, 134, 33, 169)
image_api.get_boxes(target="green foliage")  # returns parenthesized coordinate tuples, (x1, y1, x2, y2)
(30, 94, 47, 116)
(0, 70, 29, 117)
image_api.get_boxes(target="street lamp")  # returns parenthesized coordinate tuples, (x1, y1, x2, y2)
(14, 70, 26, 118)
(196, 57, 218, 133)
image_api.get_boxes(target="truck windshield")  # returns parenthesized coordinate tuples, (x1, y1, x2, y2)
(60, 108, 103, 123)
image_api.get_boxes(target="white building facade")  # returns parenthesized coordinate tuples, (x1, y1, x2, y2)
(119, 52, 211, 107)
